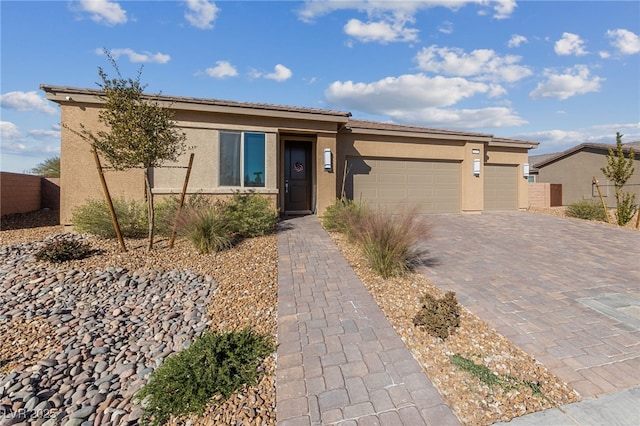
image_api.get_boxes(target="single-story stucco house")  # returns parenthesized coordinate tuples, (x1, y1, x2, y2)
(41, 84, 539, 229)
(530, 142, 640, 208)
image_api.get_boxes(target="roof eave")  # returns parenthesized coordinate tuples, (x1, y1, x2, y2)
(40, 84, 351, 124)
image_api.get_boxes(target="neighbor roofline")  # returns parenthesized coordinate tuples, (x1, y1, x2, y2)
(40, 84, 352, 124)
(533, 142, 636, 168)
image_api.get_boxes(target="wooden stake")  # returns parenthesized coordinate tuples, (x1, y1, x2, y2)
(169, 153, 195, 248)
(592, 176, 611, 224)
(92, 146, 127, 252)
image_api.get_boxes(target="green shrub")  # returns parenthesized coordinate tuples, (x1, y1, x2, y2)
(566, 200, 607, 222)
(614, 192, 637, 226)
(155, 193, 213, 237)
(321, 198, 368, 239)
(71, 197, 147, 238)
(135, 328, 275, 426)
(222, 192, 278, 238)
(354, 208, 429, 278)
(176, 205, 233, 254)
(413, 291, 461, 340)
(35, 239, 93, 263)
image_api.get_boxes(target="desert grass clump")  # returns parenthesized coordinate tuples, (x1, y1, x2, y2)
(223, 192, 278, 237)
(322, 198, 369, 239)
(154, 193, 213, 237)
(71, 197, 147, 238)
(175, 205, 233, 254)
(566, 200, 607, 222)
(353, 208, 429, 278)
(413, 291, 461, 340)
(135, 328, 275, 426)
(35, 239, 93, 263)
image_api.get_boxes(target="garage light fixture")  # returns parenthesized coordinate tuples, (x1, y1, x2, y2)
(473, 159, 481, 176)
(523, 163, 530, 178)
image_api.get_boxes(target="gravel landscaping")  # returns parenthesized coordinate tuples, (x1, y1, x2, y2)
(3, 206, 627, 425)
(1, 210, 277, 425)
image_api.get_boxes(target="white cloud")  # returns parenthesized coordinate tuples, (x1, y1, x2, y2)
(398, 106, 526, 129)
(265, 64, 293, 82)
(100, 48, 170, 64)
(507, 34, 527, 48)
(28, 129, 61, 140)
(0, 91, 58, 115)
(78, 0, 127, 26)
(606, 29, 640, 55)
(491, 0, 517, 20)
(0, 121, 60, 157)
(438, 21, 453, 35)
(344, 18, 418, 43)
(297, 0, 516, 24)
(554, 32, 588, 56)
(205, 61, 238, 78)
(297, 1, 515, 44)
(521, 123, 640, 153)
(184, 0, 219, 30)
(530, 65, 603, 100)
(326, 74, 490, 112)
(599, 51, 611, 59)
(415, 45, 532, 83)
(1, 121, 21, 139)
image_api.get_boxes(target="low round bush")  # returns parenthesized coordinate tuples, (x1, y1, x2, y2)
(223, 192, 278, 238)
(71, 197, 147, 238)
(413, 291, 461, 340)
(35, 239, 93, 263)
(135, 328, 275, 426)
(566, 200, 607, 221)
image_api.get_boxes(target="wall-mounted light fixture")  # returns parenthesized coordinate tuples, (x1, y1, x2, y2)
(473, 159, 481, 176)
(472, 148, 480, 154)
(523, 163, 530, 178)
(323, 148, 333, 172)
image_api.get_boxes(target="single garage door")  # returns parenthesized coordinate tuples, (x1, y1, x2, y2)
(349, 157, 461, 213)
(484, 164, 518, 210)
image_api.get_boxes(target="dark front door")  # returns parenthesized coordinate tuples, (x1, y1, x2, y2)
(285, 142, 312, 212)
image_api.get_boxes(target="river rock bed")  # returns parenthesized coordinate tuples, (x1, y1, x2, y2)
(0, 234, 215, 425)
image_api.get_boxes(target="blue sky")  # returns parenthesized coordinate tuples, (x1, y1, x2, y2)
(1, 0, 639, 173)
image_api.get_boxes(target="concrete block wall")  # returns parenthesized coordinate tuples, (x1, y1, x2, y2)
(1, 172, 60, 216)
(529, 182, 562, 208)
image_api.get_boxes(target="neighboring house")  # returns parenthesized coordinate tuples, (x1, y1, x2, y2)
(41, 84, 538, 228)
(530, 142, 640, 207)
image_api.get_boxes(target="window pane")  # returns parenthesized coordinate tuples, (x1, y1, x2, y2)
(220, 132, 241, 186)
(244, 133, 266, 187)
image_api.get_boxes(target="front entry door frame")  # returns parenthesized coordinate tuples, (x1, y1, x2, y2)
(282, 137, 315, 215)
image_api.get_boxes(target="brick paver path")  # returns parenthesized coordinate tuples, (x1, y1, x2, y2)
(418, 212, 640, 399)
(276, 216, 460, 425)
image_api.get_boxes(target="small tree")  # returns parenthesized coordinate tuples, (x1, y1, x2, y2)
(81, 53, 187, 250)
(601, 132, 637, 226)
(31, 156, 60, 177)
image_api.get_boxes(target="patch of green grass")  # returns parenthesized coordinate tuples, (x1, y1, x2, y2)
(449, 354, 544, 398)
(135, 328, 275, 426)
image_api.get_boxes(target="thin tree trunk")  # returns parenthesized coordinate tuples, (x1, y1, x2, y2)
(145, 168, 155, 251)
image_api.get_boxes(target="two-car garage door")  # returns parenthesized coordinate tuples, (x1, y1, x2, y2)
(348, 157, 461, 213)
(348, 158, 519, 213)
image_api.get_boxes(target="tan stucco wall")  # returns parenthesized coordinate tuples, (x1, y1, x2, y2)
(336, 134, 531, 213)
(1, 172, 41, 216)
(315, 134, 338, 215)
(485, 146, 530, 210)
(60, 104, 143, 227)
(536, 149, 640, 207)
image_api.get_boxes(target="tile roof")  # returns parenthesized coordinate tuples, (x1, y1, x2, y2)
(40, 84, 352, 118)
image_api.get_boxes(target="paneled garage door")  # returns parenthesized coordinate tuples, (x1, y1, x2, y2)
(484, 164, 518, 210)
(348, 157, 461, 213)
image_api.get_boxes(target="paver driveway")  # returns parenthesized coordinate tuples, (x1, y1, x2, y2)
(417, 211, 640, 399)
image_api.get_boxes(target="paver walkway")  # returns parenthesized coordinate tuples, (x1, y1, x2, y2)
(276, 215, 459, 426)
(417, 212, 640, 400)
